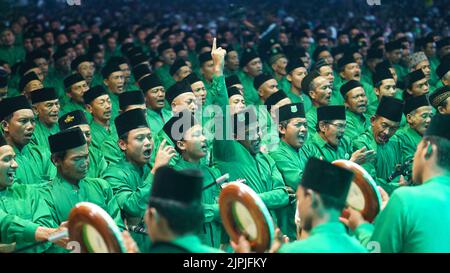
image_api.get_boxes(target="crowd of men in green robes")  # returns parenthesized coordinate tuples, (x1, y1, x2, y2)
(1, 0, 450, 253)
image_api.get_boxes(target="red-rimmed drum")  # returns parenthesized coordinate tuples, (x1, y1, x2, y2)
(68, 202, 126, 253)
(219, 182, 275, 253)
(332, 160, 382, 222)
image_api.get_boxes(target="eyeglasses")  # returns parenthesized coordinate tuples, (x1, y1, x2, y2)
(327, 122, 346, 130)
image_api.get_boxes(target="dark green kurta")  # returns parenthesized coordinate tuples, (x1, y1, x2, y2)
(0, 183, 57, 253)
(155, 64, 176, 90)
(300, 132, 353, 163)
(30, 120, 59, 149)
(13, 144, 56, 185)
(344, 110, 371, 140)
(87, 146, 108, 179)
(236, 70, 260, 106)
(355, 174, 450, 253)
(89, 121, 116, 151)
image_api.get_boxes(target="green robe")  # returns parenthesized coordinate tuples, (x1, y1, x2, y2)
(155, 64, 176, 90)
(87, 146, 108, 179)
(13, 144, 56, 185)
(354, 174, 450, 253)
(173, 159, 222, 249)
(146, 107, 172, 136)
(306, 105, 318, 138)
(60, 99, 92, 123)
(148, 234, 223, 253)
(269, 141, 306, 240)
(236, 70, 261, 106)
(279, 222, 367, 253)
(394, 126, 422, 174)
(102, 159, 153, 251)
(300, 132, 353, 163)
(285, 88, 313, 113)
(0, 183, 57, 253)
(0, 45, 25, 66)
(214, 139, 289, 225)
(30, 120, 59, 149)
(107, 91, 121, 122)
(89, 121, 116, 151)
(344, 110, 371, 140)
(353, 130, 404, 195)
(42, 175, 125, 229)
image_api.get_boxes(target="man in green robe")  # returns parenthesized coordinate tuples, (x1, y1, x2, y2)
(303, 72, 332, 136)
(353, 96, 407, 195)
(344, 114, 450, 253)
(154, 42, 176, 89)
(29, 87, 60, 148)
(42, 128, 124, 231)
(236, 48, 263, 106)
(103, 109, 175, 251)
(102, 60, 126, 121)
(0, 95, 56, 184)
(340, 80, 371, 139)
(385, 40, 408, 80)
(58, 110, 108, 179)
(269, 102, 307, 240)
(0, 28, 25, 66)
(285, 59, 312, 112)
(71, 54, 96, 87)
(83, 85, 116, 150)
(145, 166, 223, 253)
(0, 134, 66, 253)
(394, 95, 433, 178)
(429, 85, 450, 115)
(214, 107, 289, 226)
(163, 110, 223, 248)
(278, 158, 367, 253)
(60, 73, 91, 120)
(403, 69, 430, 100)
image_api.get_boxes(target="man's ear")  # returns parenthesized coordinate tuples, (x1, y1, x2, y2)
(278, 123, 286, 136)
(370, 115, 376, 124)
(32, 105, 39, 116)
(176, 140, 185, 153)
(85, 103, 93, 114)
(243, 65, 249, 74)
(118, 138, 127, 152)
(308, 90, 316, 100)
(103, 79, 109, 87)
(318, 121, 326, 133)
(1, 120, 8, 133)
(286, 73, 292, 82)
(374, 87, 380, 97)
(50, 154, 60, 167)
(406, 113, 414, 124)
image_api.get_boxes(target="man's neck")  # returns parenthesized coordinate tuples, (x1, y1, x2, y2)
(94, 117, 110, 129)
(39, 119, 55, 129)
(281, 138, 299, 152)
(5, 136, 25, 151)
(421, 166, 447, 184)
(182, 153, 201, 164)
(290, 85, 301, 96)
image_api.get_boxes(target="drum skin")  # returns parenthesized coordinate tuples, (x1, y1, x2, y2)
(68, 202, 125, 253)
(219, 182, 274, 253)
(332, 160, 382, 222)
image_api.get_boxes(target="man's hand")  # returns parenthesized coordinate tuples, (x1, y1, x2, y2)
(152, 139, 177, 174)
(230, 235, 252, 253)
(340, 207, 367, 231)
(211, 38, 227, 76)
(122, 230, 139, 253)
(350, 147, 376, 165)
(268, 228, 289, 253)
(377, 186, 390, 210)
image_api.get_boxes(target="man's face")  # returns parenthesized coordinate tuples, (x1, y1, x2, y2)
(178, 125, 207, 161)
(1, 30, 15, 47)
(424, 42, 436, 57)
(309, 76, 332, 106)
(69, 80, 89, 103)
(2, 109, 36, 147)
(296, 186, 314, 232)
(162, 49, 176, 65)
(320, 120, 346, 147)
(281, 117, 308, 150)
(119, 63, 131, 85)
(288, 67, 307, 90)
(66, 47, 77, 62)
(32, 37, 44, 49)
(301, 53, 311, 69)
(259, 79, 279, 101)
(24, 80, 44, 96)
(375, 79, 397, 98)
(172, 92, 198, 114)
(56, 55, 71, 73)
(0, 145, 19, 188)
(387, 49, 402, 64)
(338, 34, 349, 45)
(107, 37, 117, 51)
(78, 62, 95, 85)
(437, 97, 450, 114)
(237, 125, 261, 155)
(407, 106, 433, 136)
(201, 60, 215, 82)
(409, 78, 429, 97)
(57, 144, 89, 182)
(87, 95, 112, 123)
(105, 71, 125, 94)
(341, 63, 361, 81)
(190, 81, 207, 106)
(93, 52, 104, 68)
(345, 87, 367, 114)
(272, 57, 288, 76)
(319, 65, 334, 85)
(44, 32, 54, 45)
(244, 58, 263, 77)
(300, 37, 310, 50)
(29, 68, 44, 82)
(415, 60, 431, 80)
(389, 67, 398, 83)
(145, 86, 166, 111)
(120, 127, 153, 166)
(229, 94, 246, 115)
(34, 58, 49, 77)
(225, 51, 239, 71)
(34, 99, 60, 126)
(318, 51, 333, 66)
(371, 116, 400, 144)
